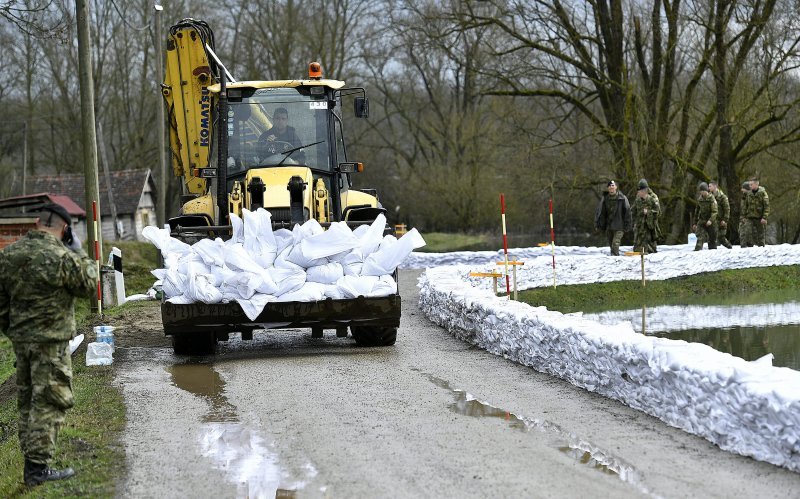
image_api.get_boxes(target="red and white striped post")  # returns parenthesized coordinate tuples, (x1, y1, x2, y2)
(500, 194, 511, 296)
(93, 201, 102, 317)
(549, 199, 556, 288)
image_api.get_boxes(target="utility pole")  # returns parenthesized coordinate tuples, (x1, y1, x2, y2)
(76, 0, 102, 304)
(22, 121, 27, 195)
(154, 3, 167, 228)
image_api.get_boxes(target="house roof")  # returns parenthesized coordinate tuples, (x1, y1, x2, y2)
(0, 192, 86, 217)
(26, 169, 155, 217)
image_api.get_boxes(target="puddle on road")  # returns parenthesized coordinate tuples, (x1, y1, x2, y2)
(168, 362, 318, 498)
(422, 372, 654, 495)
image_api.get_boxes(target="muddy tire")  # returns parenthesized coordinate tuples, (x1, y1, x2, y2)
(172, 332, 217, 356)
(350, 326, 397, 346)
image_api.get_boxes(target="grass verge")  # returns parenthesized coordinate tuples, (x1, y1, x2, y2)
(418, 232, 490, 252)
(0, 240, 157, 496)
(517, 265, 800, 314)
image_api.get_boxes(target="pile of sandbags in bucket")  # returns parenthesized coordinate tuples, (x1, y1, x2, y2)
(142, 209, 425, 320)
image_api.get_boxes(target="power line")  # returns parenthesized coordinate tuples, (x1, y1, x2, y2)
(108, 0, 151, 32)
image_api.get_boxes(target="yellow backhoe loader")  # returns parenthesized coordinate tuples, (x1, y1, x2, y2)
(159, 19, 399, 354)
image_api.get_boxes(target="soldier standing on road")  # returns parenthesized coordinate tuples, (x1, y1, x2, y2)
(631, 179, 661, 254)
(708, 181, 733, 249)
(744, 177, 770, 246)
(594, 180, 632, 256)
(0, 204, 97, 487)
(692, 182, 718, 250)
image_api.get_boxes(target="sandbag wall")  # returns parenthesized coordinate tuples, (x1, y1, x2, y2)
(418, 267, 800, 472)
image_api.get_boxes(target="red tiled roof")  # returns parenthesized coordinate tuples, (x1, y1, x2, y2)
(26, 169, 155, 216)
(0, 192, 86, 217)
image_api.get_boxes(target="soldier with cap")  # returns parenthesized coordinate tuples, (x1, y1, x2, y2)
(594, 180, 632, 256)
(692, 182, 718, 250)
(631, 178, 661, 253)
(743, 176, 770, 246)
(708, 181, 732, 249)
(0, 203, 97, 486)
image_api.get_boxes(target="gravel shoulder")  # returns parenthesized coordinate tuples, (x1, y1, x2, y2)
(112, 270, 799, 498)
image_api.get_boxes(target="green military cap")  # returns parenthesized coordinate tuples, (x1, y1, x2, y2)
(698, 182, 709, 192)
(638, 179, 648, 190)
(741, 181, 750, 189)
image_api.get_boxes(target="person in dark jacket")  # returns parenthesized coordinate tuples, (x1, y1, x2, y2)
(595, 180, 632, 256)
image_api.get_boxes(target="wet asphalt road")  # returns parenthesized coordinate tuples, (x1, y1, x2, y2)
(115, 270, 799, 498)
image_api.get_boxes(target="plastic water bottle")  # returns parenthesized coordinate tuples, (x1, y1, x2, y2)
(687, 232, 697, 248)
(93, 325, 115, 351)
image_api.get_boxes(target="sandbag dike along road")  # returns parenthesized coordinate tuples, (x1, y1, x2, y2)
(115, 270, 799, 498)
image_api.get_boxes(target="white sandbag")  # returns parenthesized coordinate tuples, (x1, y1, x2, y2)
(161, 269, 186, 299)
(224, 243, 266, 274)
(274, 246, 303, 270)
(228, 212, 244, 244)
(292, 218, 324, 244)
(142, 226, 191, 257)
(270, 267, 306, 296)
(243, 208, 278, 267)
(361, 228, 426, 276)
(176, 252, 208, 276)
(208, 265, 237, 287)
(236, 293, 275, 321)
(275, 282, 326, 302)
(358, 213, 387, 257)
(186, 273, 223, 304)
(166, 294, 194, 304)
(300, 221, 359, 260)
(336, 275, 379, 298)
(340, 249, 364, 277)
(222, 272, 262, 299)
(274, 229, 294, 254)
(371, 275, 398, 297)
(323, 284, 345, 300)
(286, 244, 326, 268)
(193, 238, 226, 267)
(306, 262, 344, 284)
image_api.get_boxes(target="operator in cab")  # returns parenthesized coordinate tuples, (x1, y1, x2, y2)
(257, 107, 305, 164)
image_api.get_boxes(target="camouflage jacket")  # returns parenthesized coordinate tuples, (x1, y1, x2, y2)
(694, 194, 718, 225)
(0, 230, 97, 343)
(712, 189, 730, 223)
(632, 193, 660, 230)
(744, 186, 770, 220)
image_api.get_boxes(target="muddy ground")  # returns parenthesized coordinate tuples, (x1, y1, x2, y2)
(106, 270, 799, 498)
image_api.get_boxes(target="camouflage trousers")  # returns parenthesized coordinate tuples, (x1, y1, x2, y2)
(716, 223, 732, 249)
(695, 222, 717, 250)
(741, 218, 765, 247)
(633, 226, 658, 254)
(13, 341, 74, 464)
(605, 230, 624, 256)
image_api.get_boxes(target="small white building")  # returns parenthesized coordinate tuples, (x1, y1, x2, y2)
(27, 169, 158, 241)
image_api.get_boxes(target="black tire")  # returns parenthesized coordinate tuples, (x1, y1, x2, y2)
(172, 332, 217, 356)
(350, 326, 397, 346)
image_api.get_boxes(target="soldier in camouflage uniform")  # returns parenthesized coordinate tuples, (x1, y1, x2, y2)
(0, 203, 97, 486)
(631, 179, 660, 253)
(708, 181, 733, 249)
(739, 180, 753, 247)
(743, 177, 770, 246)
(692, 182, 718, 250)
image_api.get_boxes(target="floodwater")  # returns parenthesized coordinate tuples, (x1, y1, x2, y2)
(584, 288, 800, 370)
(421, 372, 656, 497)
(168, 362, 315, 497)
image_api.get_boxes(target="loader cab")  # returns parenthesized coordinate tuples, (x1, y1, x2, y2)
(226, 86, 336, 174)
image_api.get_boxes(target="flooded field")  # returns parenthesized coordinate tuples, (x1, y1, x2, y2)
(584, 289, 800, 370)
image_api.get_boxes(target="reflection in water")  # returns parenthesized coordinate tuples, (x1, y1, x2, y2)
(584, 299, 800, 371)
(425, 374, 656, 496)
(169, 363, 317, 498)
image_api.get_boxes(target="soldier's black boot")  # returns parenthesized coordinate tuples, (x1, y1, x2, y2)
(24, 460, 75, 486)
